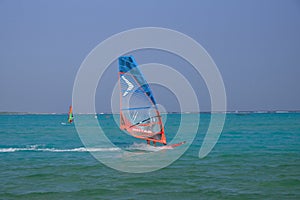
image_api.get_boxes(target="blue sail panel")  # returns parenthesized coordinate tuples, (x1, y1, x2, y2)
(119, 56, 156, 105)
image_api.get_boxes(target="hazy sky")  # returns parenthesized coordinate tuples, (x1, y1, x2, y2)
(1, 0, 299, 113)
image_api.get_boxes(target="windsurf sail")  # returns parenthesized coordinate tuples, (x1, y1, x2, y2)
(68, 105, 74, 123)
(118, 56, 166, 145)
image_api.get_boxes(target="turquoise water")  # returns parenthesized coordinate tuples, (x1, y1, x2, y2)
(0, 113, 299, 199)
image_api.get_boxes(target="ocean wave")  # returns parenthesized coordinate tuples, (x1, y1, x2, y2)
(0, 146, 121, 153)
(0, 143, 175, 153)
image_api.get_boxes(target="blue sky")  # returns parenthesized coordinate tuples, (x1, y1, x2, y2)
(0, 0, 299, 113)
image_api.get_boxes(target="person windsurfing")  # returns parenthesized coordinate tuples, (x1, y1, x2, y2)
(146, 139, 157, 147)
(68, 106, 74, 123)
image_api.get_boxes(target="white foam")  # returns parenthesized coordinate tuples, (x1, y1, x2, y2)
(0, 143, 175, 153)
(0, 146, 121, 153)
(0, 148, 27, 152)
(126, 142, 173, 152)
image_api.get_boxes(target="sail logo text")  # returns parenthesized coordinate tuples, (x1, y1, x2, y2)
(132, 128, 152, 134)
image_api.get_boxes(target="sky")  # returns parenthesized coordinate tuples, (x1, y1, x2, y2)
(0, 0, 300, 113)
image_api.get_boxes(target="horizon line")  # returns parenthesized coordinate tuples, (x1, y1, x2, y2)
(0, 110, 300, 115)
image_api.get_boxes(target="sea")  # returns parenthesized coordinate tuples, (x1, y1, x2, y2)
(0, 113, 299, 200)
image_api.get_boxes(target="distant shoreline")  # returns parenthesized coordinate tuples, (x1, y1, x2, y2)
(0, 110, 300, 115)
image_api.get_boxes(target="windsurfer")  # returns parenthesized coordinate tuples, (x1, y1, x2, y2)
(147, 140, 156, 147)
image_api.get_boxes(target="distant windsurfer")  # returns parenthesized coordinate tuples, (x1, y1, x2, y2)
(68, 106, 74, 123)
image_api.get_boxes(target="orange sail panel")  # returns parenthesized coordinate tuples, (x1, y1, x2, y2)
(118, 56, 166, 145)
